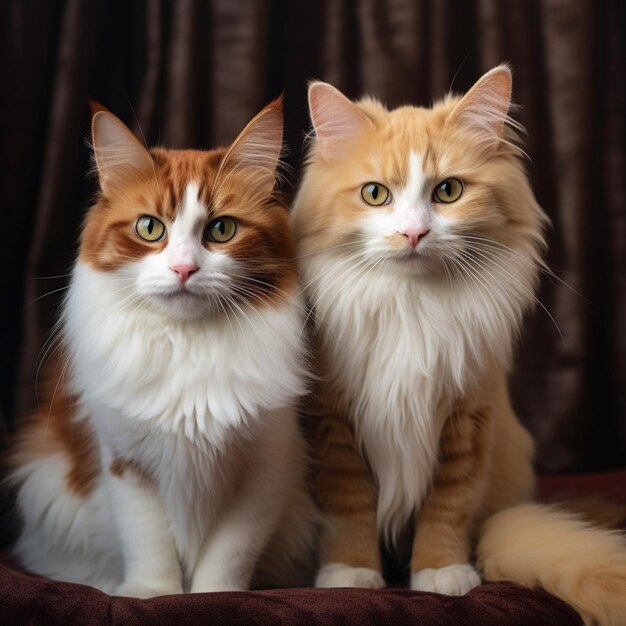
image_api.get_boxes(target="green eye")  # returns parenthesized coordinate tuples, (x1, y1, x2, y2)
(361, 182, 391, 206)
(207, 217, 237, 243)
(136, 216, 166, 241)
(433, 178, 463, 203)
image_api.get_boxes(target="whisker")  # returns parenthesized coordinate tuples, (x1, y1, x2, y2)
(229, 285, 277, 309)
(32, 273, 73, 280)
(461, 247, 566, 348)
(302, 253, 379, 336)
(223, 293, 265, 340)
(216, 297, 236, 343)
(34, 326, 66, 408)
(45, 359, 70, 431)
(450, 254, 490, 318)
(228, 274, 293, 300)
(458, 234, 584, 299)
(28, 286, 70, 305)
(439, 256, 454, 290)
(222, 294, 249, 337)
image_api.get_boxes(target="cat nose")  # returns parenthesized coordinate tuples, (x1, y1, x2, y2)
(399, 227, 430, 248)
(169, 262, 199, 284)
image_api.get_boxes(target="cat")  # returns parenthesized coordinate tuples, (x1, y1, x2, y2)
(9, 99, 317, 597)
(291, 65, 626, 625)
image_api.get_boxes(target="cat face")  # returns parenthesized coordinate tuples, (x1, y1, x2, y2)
(293, 66, 546, 281)
(83, 100, 294, 320)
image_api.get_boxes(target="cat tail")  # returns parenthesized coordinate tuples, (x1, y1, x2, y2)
(476, 503, 626, 626)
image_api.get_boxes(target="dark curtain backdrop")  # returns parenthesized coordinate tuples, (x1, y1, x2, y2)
(1, 0, 624, 474)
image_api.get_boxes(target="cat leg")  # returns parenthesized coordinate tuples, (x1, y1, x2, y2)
(190, 462, 286, 593)
(105, 458, 183, 598)
(314, 414, 384, 589)
(410, 406, 492, 595)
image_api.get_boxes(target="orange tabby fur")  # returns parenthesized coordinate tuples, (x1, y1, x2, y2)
(293, 66, 626, 624)
(11, 361, 99, 498)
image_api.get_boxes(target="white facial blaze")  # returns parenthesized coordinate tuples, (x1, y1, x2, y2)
(393, 151, 431, 235)
(362, 151, 435, 253)
(166, 182, 207, 269)
(131, 181, 236, 318)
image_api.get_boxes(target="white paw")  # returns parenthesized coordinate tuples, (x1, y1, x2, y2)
(315, 563, 385, 589)
(411, 563, 481, 595)
(115, 579, 183, 598)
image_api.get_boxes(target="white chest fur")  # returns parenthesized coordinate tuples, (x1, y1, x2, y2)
(64, 263, 307, 443)
(62, 262, 309, 564)
(91, 401, 293, 560)
(305, 253, 528, 540)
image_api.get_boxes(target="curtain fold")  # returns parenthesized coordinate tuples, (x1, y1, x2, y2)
(1, 0, 624, 472)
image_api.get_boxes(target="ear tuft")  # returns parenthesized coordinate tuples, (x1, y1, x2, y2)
(88, 99, 108, 116)
(219, 97, 285, 193)
(308, 82, 373, 159)
(91, 108, 153, 196)
(447, 65, 514, 151)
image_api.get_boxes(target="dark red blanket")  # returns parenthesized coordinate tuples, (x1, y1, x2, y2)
(0, 565, 581, 625)
(2, 470, 625, 625)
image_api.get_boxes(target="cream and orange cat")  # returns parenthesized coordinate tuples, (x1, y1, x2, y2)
(292, 66, 626, 625)
(9, 100, 317, 596)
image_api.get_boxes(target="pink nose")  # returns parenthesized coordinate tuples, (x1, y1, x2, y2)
(400, 228, 430, 248)
(169, 262, 199, 284)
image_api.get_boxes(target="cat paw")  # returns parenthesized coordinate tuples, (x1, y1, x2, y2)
(411, 563, 481, 595)
(115, 579, 183, 598)
(315, 563, 385, 589)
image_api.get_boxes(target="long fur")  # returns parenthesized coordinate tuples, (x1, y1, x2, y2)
(292, 66, 626, 622)
(10, 102, 318, 595)
(294, 67, 545, 541)
(478, 504, 626, 625)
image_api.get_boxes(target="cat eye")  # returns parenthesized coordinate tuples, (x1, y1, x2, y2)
(136, 216, 166, 242)
(361, 183, 391, 206)
(207, 217, 237, 243)
(433, 178, 463, 203)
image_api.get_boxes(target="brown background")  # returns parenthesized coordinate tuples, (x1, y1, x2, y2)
(1, 0, 624, 474)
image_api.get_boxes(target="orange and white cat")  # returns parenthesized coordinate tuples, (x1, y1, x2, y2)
(292, 66, 626, 625)
(10, 100, 317, 596)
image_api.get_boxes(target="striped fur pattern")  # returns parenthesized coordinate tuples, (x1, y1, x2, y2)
(292, 65, 626, 624)
(9, 100, 317, 596)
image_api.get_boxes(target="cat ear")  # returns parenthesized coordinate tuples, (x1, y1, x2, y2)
(91, 104, 154, 196)
(447, 65, 513, 151)
(221, 97, 284, 193)
(308, 82, 373, 159)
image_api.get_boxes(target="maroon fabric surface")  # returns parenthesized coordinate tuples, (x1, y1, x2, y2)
(538, 469, 626, 502)
(6, 469, 626, 624)
(0, 561, 582, 626)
